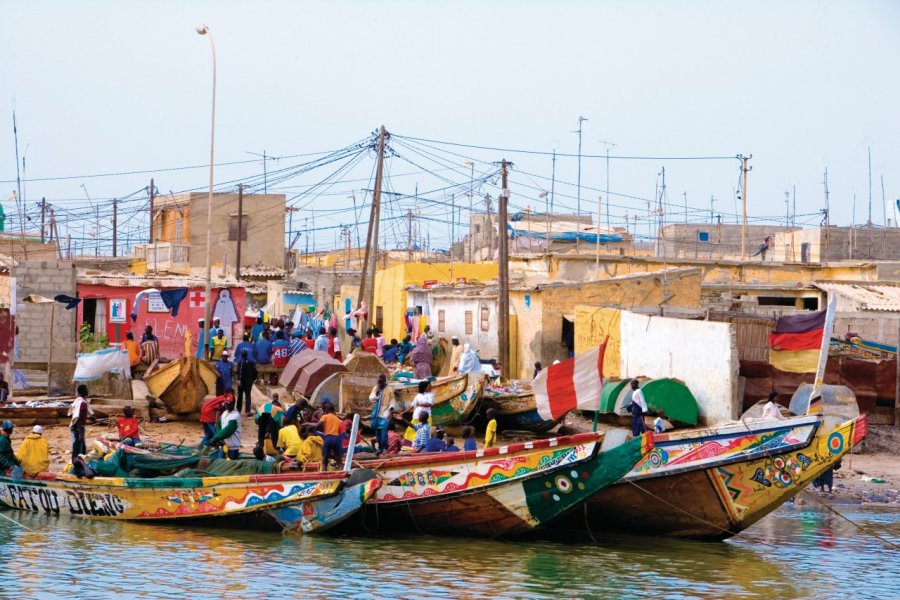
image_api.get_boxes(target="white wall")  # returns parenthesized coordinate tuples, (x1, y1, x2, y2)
(619, 312, 740, 425)
(413, 293, 499, 357)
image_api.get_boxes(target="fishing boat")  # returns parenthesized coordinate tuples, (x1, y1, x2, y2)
(0, 446, 380, 533)
(144, 357, 218, 414)
(482, 383, 562, 432)
(552, 414, 867, 540)
(349, 431, 652, 538)
(391, 371, 486, 426)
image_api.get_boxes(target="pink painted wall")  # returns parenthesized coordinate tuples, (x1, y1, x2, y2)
(76, 284, 246, 359)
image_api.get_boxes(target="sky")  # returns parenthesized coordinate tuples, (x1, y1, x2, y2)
(1, 0, 898, 254)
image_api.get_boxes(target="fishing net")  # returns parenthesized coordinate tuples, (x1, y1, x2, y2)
(176, 458, 276, 477)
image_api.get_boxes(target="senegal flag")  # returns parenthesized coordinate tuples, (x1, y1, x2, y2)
(768, 310, 826, 373)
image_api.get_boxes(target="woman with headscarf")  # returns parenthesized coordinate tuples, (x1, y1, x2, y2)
(457, 344, 480, 375)
(410, 336, 433, 379)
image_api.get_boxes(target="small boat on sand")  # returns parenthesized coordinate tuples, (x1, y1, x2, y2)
(482, 382, 561, 433)
(391, 372, 486, 427)
(144, 357, 218, 414)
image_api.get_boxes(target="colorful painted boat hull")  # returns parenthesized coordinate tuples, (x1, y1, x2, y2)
(0, 469, 354, 523)
(483, 391, 562, 433)
(354, 432, 651, 537)
(555, 415, 866, 540)
(267, 471, 381, 534)
(392, 372, 486, 426)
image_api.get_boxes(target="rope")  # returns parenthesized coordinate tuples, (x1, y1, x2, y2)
(582, 502, 599, 544)
(0, 511, 36, 532)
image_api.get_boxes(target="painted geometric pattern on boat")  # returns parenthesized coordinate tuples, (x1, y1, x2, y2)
(629, 422, 816, 478)
(375, 444, 594, 503)
(709, 417, 860, 525)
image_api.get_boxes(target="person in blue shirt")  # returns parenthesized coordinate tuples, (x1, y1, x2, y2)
(250, 317, 264, 342)
(255, 331, 274, 365)
(444, 435, 460, 452)
(462, 426, 477, 451)
(383, 339, 400, 363)
(424, 428, 446, 452)
(195, 319, 207, 359)
(233, 333, 255, 364)
(214, 351, 233, 396)
(313, 327, 329, 353)
(289, 330, 306, 356)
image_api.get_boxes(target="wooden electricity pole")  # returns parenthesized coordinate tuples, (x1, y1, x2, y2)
(358, 126, 388, 332)
(149, 178, 155, 243)
(236, 183, 244, 280)
(739, 154, 751, 259)
(499, 159, 510, 378)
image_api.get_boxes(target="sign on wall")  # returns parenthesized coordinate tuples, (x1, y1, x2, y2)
(147, 292, 168, 313)
(109, 299, 127, 323)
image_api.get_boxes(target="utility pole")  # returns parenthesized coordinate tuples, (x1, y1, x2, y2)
(358, 126, 388, 333)
(881, 175, 888, 226)
(485, 194, 493, 261)
(868, 146, 873, 225)
(466, 161, 474, 261)
(95, 205, 100, 256)
(304, 217, 309, 257)
(709, 195, 717, 224)
(550, 149, 557, 215)
(738, 154, 751, 259)
(40, 198, 46, 243)
(793, 185, 797, 227)
(599, 139, 617, 231)
(785, 191, 790, 228)
(575, 117, 587, 251)
(498, 159, 510, 379)
(682, 191, 687, 224)
(823, 168, 831, 226)
(149, 178, 155, 243)
(595, 195, 602, 276)
(236, 183, 244, 280)
(112, 197, 118, 257)
(407, 209, 413, 262)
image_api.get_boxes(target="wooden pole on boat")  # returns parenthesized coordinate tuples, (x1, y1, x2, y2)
(343, 413, 360, 472)
(498, 160, 510, 378)
(357, 127, 387, 332)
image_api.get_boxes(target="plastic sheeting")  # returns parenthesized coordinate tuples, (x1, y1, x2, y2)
(73, 347, 132, 382)
(507, 223, 623, 244)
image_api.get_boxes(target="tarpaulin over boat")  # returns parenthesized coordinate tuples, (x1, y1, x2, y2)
(279, 350, 348, 397)
(507, 223, 623, 244)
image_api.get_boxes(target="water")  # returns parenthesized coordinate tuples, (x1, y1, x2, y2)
(0, 503, 896, 599)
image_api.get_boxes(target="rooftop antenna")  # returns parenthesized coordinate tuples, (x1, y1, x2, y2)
(822, 168, 831, 226)
(792, 185, 797, 227)
(785, 191, 790, 227)
(881, 174, 887, 226)
(573, 116, 588, 250)
(867, 146, 872, 226)
(245, 150, 279, 193)
(598, 138, 617, 230)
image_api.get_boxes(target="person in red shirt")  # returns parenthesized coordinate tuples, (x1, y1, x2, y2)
(340, 415, 365, 450)
(200, 389, 234, 447)
(360, 329, 378, 354)
(303, 330, 315, 350)
(116, 406, 142, 447)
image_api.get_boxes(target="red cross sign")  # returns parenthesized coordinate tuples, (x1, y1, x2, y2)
(190, 290, 206, 308)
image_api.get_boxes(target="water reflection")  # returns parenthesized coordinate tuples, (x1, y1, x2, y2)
(0, 505, 895, 598)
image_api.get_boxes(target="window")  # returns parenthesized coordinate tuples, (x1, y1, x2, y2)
(465, 311, 473, 335)
(175, 217, 183, 242)
(698, 231, 709, 242)
(376, 306, 384, 331)
(228, 215, 248, 241)
(480, 305, 489, 331)
(438, 309, 446, 332)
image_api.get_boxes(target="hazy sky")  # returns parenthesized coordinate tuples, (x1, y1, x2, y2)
(1, 0, 898, 253)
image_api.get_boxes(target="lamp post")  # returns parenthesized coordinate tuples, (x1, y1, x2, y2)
(197, 24, 216, 354)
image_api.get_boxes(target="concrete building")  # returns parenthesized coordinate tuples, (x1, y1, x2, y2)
(137, 192, 286, 274)
(814, 281, 900, 348)
(656, 223, 799, 260)
(769, 226, 900, 263)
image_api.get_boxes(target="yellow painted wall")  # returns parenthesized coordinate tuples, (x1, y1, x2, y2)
(574, 306, 622, 377)
(155, 207, 191, 244)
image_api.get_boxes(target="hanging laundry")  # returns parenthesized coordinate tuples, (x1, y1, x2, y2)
(130, 288, 159, 322)
(53, 294, 81, 310)
(159, 288, 189, 317)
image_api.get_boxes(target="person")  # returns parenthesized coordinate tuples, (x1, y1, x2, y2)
(233, 333, 256, 365)
(296, 424, 324, 466)
(484, 408, 498, 449)
(16, 425, 49, 475)
(289, 330, 306, 357)
(361, 329, 378, 354)
(140, 326, 160, 365)
(317, 402, 343, 469)
(410, 336, 432, 379)
(255, 330, 273, 365)
(425, 428, 446, 452)
(533, 361, 543, 379)
(124, 331, 141, 369)
(386, 421, 403, 454)
(70, 384, 94, 459)
(0, 420, 20, 471)
(209, 329, 229, 361)
(397, 335, 414, 364)
(423, 324, 434, 341)
(236, 350, 258, 416)
(140, 325, 158, 345)
(314, 327, 329, 353)
(762, 391, 784, 420)
(276, 414, 303, 460)
(410, 412, 431, 453)
(211, 317, 224, 338)
(283, 397, 309, 426)
(462, 426, 477, 451)
(329, 327, 343, 361)
(753, 235, 772, 261)
(195, 319, 207, 359)
(448, 336, 462, 373)
(253, 445, 276, 463)
(411, 380, 434, 422)
(654, 410, 667, 434)
(340, 414, 365, 451)
(256, 393, 284, 455)
(347, 328, 362, 353)
(563, 327, 575, 359)
(627, 379, 647, 437)
(458, 344, 480, 375)
(272, 331, 291, 368)
(0, 373, 9, 403)
(304, 329, 316, 350)
(444, 435, 460, 452)
(210, 397, 242, 459)
(369, 374, 393, 454)
(374, 327, 385, 358)
(383, 339, 400, 363)
(199, 390, 232, 447)
(215, 350, 233, 396)
(251, 316, 265, 342)
(814, 462, 839, 497)
(116, 406, 142, 447)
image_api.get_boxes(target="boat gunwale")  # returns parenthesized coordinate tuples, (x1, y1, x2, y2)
(24, 469, 350, 488)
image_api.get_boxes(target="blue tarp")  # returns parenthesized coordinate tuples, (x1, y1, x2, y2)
(506, 223, 623, 244)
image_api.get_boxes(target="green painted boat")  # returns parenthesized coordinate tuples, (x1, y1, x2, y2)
(599, 378, 630, 413)
(601, 377, 699, 426)
(391, 372, 486, 426)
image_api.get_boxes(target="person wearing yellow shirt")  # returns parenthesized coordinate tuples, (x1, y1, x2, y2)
(296, 424, 324, 467)
(276, 418, 302, 459)
(484, 408, 498, 449)
(16, 425, 50, 476)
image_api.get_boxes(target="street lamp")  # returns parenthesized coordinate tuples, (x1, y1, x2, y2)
(197, 24, 216, 355)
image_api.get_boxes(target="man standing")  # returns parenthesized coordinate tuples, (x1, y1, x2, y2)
(448, 336, 462, 373)
(272, 331, 291, 368)
(233, 334, 255, 364)
(314, 327, 329, 353)
(251, 316, 265, 342)
(195, 319, 207, 359)
(215, 350, 233, 396)
(361, 329, 378, 354)
(237, 350, 258, 416)
(199, 390, 232, 447)
(124, 331, 141, 371)
(209, 329, 229, 361)
(255, 331, 274, 365)
(628, 379, 648, 437)
(70, 384, 93, 459)
(210, 397, 242, 459)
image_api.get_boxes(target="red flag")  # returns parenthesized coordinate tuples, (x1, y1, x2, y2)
(534, 338, 608, 421)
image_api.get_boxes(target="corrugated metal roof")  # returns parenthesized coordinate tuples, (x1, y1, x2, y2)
(814, 282, 900, 312)
(77, 272, 243, 288)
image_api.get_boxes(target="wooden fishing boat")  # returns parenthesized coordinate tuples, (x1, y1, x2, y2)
(0, 449, 379, 532)
(348, 432, 652, 538)
(0, 403, 70, 425)
(482, 384, 562, 433)
(144, 357, 218, 414)
(391, 372, 486, 426)
(267, 469, 381, 534)
(552, 414, 867, 540)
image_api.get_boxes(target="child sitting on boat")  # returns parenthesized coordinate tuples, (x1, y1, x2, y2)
(116, 406, 142, 447)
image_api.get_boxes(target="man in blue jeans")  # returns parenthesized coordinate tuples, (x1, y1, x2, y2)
(369, 374, 393, 454)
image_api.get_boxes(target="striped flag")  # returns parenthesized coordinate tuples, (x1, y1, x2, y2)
(768, 309, 826, 373)
(534, 338, 608, 421)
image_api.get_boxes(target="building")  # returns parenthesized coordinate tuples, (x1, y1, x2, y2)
(136, 192, 287, 275)
(656, 223, 798, 260)
(768, 226, 900, 263)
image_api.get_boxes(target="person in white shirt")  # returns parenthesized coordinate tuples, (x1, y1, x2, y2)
(653, 410, 667, 434)
(761, 391, 784, 420)
(411, 380, 434, 422)
(70, 384, 94, 459)
(628, 379, 648, 436)
(210, 399, 243, 459)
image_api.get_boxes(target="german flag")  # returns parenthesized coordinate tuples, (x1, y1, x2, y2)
(768, 310, 826, 373)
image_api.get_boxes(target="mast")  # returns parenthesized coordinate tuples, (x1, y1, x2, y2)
(498, 160, 510, 378)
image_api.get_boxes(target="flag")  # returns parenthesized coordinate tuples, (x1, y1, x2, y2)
(769, 309, 826, 373)
(534, 338, 608, 421)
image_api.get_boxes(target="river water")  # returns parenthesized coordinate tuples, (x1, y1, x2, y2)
(0, 502, 895, 599)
